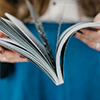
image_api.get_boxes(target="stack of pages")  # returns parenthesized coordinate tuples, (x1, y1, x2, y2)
(0, 12, 100, 85)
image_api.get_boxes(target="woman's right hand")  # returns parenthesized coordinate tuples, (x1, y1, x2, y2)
(0, 31, 28, 63)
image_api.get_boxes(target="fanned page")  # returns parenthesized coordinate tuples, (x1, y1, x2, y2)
(0, 18, 51, 66)
(1, 13, 100, 86)
(5, 13, 53, 69)
(56, 22, 100, 83)
(0, 18, 60, 85)
(0, 38, 58, 84)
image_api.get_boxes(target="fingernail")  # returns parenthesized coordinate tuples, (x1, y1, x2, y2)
(27, 59, 30, 62)
(77, 30, 83, 34)
(20, 55, 26, 58)
(0, 50, 2, 54)
(73, 33, 76, 36)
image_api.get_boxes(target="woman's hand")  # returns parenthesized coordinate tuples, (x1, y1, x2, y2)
(0, 31, 28, 63)
(74, 13, 100, 51)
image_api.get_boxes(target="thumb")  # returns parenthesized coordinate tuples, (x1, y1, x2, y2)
(94, 13, 100, 22)
(0, 31, 7, 37)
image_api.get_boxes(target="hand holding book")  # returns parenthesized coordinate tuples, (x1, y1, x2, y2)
(0, 1, 100, 85)
(0, 31, 28, 62)
(0, 26, 100, 63)
(74, 13, 100, 51)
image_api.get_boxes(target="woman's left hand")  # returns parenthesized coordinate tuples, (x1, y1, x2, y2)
(74, 13, 100, 51)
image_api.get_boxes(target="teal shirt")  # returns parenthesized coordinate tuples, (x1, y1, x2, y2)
(0, 23, 100, 100)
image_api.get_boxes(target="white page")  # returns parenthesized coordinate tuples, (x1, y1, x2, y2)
(5, 13, 51, 62)
(0, 19, 52, 69)
(56, 22, 100, 83)
(0, 38, 58, 85)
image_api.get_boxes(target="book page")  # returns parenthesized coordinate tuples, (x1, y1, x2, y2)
(5, 13, 53, 67)
(0, 37, 58, 85)
(0, 18, 53, 69)
(56, 22, 100, 83)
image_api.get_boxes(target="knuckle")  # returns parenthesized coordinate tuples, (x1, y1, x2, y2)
(96, 48, 100, 51)
(84, 30, 90, 35)
(0, 46, 3, 49)
(0, 55, 7, 62)
(88, 41, 95, 48)
(0, 31, 3, 37)
(97, 32, 100, 39)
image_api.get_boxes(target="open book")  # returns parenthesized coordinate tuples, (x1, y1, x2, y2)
(0, 12, 100, 85)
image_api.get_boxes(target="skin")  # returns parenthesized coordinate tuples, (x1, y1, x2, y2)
(74, 13, 100, 51)
(0, 13, 100, 63)
(0, 31, 28, 63)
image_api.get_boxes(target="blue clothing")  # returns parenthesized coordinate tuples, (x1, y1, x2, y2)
(0, 23, 100, 100)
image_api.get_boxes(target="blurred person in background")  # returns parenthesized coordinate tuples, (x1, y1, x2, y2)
(0, 0, 100, 100)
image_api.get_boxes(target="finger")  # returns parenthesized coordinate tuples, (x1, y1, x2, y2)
(0, 57, 28, 63)
(94, 13, 100, 22)
(0, 50, 28, 63)
(20, 55, 26, 58)
(9, 53, 28, 63)
(74, 32, 99, 50)
(0, 31, 7, 37)
(0, 46, 5, 54)
(0, 31, 3, 37)
(80, 29, 100, 42)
